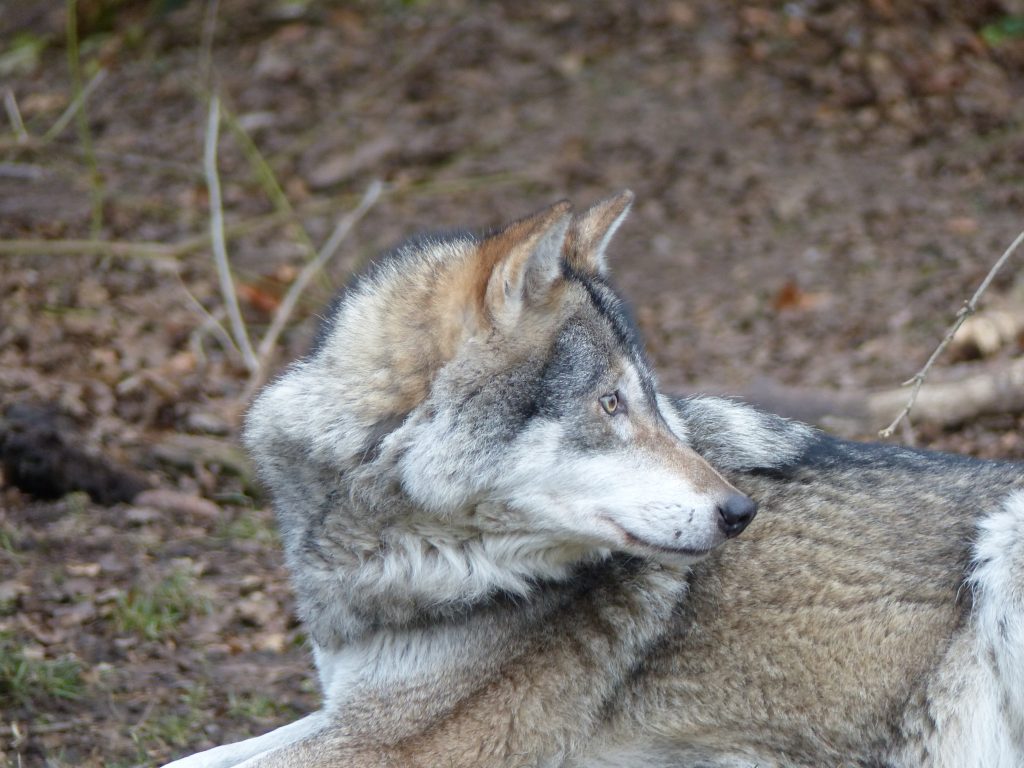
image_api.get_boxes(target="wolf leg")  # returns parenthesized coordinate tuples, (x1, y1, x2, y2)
(958, 490, 1024, 761)
(900, 490, 1024, 767)
(160, 711, 327, 768)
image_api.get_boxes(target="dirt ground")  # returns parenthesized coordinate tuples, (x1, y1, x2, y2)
(2, 1, 1024, 765)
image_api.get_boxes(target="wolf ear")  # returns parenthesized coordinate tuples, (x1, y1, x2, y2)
(482, 200, 572, 325)
(565, 190, 634, 275)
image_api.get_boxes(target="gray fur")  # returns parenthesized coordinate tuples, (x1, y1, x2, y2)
(165, 198, 1024, 768)
(672, 394, 816, 472)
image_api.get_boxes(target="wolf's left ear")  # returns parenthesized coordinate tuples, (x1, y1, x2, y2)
(482, 200, 572, 325)
(565, 190, 634, 275)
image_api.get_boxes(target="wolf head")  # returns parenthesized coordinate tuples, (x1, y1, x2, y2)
(245, 193, 755, 643)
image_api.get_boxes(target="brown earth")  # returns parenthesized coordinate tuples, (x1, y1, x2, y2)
(2, 1, 1024, 765)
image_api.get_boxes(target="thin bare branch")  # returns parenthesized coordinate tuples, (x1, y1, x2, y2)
(248, 179, 384, 393)
(219, 100, 327, 292)
(24, 719, 90, 735)
(204, 93, 259, 373)
(199, 0, 220, 88)
(0, 238, 181, 260)
(879, 228, 1024, 438)
(4, 89, 28, 142)
(0, 209, 320, 262)
(43, 67, 107, 145)
(63, 1, 106, 239)
(174, 270, 242, 365)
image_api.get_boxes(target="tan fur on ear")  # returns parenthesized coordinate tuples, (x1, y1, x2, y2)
(478, 200, 573, 325)
(565, 190, 634, 275)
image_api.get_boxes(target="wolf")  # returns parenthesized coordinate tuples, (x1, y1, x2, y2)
(164, 193, 1024, 768)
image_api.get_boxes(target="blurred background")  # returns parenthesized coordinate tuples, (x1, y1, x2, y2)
(2, 1, 1024, 764)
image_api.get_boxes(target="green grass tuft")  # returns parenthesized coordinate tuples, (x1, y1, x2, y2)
(227, 690, 296, 721)
(0, 634, 85, 709)
(216, 511, 278, 545)
(981, 15, 1024, 46)
(112, 569, 210, 641)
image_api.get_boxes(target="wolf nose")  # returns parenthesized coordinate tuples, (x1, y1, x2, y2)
(717, 493, 758, 538)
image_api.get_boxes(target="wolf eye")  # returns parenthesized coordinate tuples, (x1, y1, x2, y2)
(600, 391, 621, 415)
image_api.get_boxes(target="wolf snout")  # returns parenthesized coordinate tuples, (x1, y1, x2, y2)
(716, 493, 758, 538)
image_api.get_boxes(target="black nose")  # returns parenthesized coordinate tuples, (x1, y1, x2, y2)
(717, 493, 758, 538)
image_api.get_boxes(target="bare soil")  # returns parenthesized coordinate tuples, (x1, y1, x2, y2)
(2, 2, 1024, 765)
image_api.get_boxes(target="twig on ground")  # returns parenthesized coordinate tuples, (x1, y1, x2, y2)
(220, 101, 328, 291)
(130, 697, 157, 733)
(41, 68, 107, 144)
(199, 0, 220, 88)
(63, 1, 105, 239)
(3, 89, 28, 142)
(222, 104, 300, 232)
(174, 270, 242, 366)
(24, 719, 89, 735)
(0, 199, 362, 264)
(204, 93, 259, 374)
(0, 238, 182, 261)
(245, 179, 384, 398)
(0, 163, 43, 180)
(879, 229, 1024, 438)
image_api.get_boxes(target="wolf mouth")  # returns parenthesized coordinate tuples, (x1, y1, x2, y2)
(599, 516, 714, 559)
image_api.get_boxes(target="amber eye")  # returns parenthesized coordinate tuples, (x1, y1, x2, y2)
(600, 391, 620, 415)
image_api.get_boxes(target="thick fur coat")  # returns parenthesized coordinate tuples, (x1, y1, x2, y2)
(165, 194, 1024, 768)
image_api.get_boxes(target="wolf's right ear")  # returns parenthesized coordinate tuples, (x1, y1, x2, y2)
(565, 190, 634, 275)
(480, 200, 572, 326)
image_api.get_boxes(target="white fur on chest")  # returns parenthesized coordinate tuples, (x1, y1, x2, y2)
(313, 619, 511, 708)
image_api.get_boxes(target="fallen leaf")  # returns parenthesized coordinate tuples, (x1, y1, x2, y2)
(772, 280, 828, 312)
(236, 282, 281, 314)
